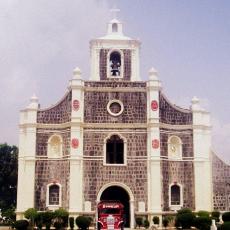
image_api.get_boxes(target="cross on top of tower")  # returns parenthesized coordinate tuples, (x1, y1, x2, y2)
(110, 7, 120, 19)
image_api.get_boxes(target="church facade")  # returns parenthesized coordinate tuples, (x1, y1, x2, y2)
(16, 17, 230, 227)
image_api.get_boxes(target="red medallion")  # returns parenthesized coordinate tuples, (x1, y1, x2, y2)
(151, 100, 158, 111)
(152, 139, 160, 149)
(72, 99, 80, 111)
(71, 138, 79, 149)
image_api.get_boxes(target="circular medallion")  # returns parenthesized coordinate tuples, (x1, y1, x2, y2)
(151, 100, 158, 111)
(72, 99, 80, 111)
(152, 139, 160, 149)
(107, 100, 124, 117)
(71, 138, 79, 149)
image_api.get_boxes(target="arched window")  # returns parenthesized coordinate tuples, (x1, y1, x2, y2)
(168, 136, 182, 159)
(112, 23, 118, 32)
(109, 51, 121, 76)
(169, 183, 183, 210)
(47, 135, 63, 158)
(46, 183, 61, 209)
(104, 134, 127, 165)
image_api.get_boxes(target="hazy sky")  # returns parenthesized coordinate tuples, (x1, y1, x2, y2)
(0, 0, 230, 163)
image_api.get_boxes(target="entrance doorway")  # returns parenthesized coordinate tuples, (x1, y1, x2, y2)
(100, 185, 130, 227)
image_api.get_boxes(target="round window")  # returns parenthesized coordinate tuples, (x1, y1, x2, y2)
(107, 100, 124, 116)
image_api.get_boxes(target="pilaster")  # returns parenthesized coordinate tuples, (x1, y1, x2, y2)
(192, 97, 212, 211)
(147, 68, 162, 212)
(68, 67, 84, 212)
(16, 95, 38, 217)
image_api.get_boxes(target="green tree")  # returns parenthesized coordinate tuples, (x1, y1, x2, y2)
(0, 144, 18, 212)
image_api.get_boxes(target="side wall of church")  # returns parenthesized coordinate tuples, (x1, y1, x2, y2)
(159, 93, 195, 211)
(34, 91, 72, 210)
(212, 153, 230, 211)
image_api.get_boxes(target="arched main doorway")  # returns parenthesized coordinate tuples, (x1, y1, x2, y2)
(97, 183, 134, 228)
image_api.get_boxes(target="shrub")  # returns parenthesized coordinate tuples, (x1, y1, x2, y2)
(211, 211, 220, 223)
(152, 216, 159, 225)
(2, 208, 16, 226)
(220, 222, 230, 230)
(175, 208, 195, 229)
(24, 208, 38, 230)
(222, 212, 230, 222)
(143, 219, 150, 229)
(69, 217, 75, 230)
(135, 216, 143, 228)
(42, 211, 54, 230)
(53, 208, 69, 229)
(14, 219, 29, 230)
(162, 217, 169, 229)
(75, 216, 92, 230)
(35, 212, 44, 230)
(197, 210, 210, 218)
(194, 216, 211, 230)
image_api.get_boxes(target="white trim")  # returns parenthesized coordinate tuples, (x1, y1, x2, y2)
(168, 183, 183, 211)
(103, 133, 127, 166)
(47, 134, 63, 159)
(46, 183, 62, 210)
(107, 49, 124, 79)
(107, 99, 124, 117)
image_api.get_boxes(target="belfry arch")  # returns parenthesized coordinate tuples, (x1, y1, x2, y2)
(97, 182, 134, 228)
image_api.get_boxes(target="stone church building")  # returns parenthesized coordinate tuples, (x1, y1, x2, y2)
(16, 16, 230, 227)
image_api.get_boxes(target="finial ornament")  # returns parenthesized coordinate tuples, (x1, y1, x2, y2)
(110, 7, 120, 19)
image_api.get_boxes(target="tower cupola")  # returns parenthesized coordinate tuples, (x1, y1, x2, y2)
(90, 10, 141, 81)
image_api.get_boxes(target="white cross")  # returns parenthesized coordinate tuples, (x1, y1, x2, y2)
(110, 7, 120, 19)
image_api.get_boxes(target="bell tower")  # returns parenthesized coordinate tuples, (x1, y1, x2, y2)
(90, 11, 141, 81)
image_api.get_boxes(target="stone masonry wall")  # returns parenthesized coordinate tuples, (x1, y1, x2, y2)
(35, 160, 70, 210)
(36, 129, 71, 156)
(84, 82, 146, 123)
(159, 92, 192, 125)
(212, 153, 230, 211)
(160, 130, 195, 210)
(99, 49, 131, 80)
(37, 91, 72, 124)
(83, 131, 147, 211)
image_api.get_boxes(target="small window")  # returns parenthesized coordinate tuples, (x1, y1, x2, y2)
(169, 183, 183, 210)
(112, 23, 118, 32)
(46, 183, 61, 209)
(168, 136, 182, 159)
(106, 135, 124, 164)
(171, 185, 180, 205)
(49, 185, 60, 205)
(47, 135, 63, 158)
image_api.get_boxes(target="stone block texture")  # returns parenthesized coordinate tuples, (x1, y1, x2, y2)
(35, 160, 70, 210)
(37, 91, 72, 124)
(159, 93, 192, 125)
(83, 131, 147, 210)
(212, 153, 230, 211)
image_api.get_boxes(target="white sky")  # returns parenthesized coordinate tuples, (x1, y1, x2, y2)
(0, 0, 229, 163)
